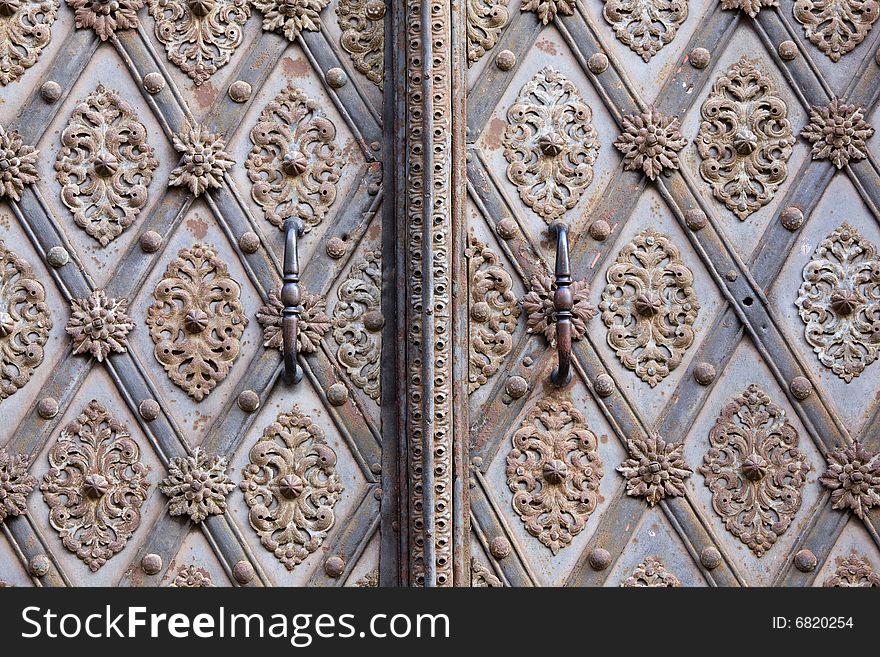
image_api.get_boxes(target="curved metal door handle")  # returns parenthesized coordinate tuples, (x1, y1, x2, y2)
(281, 218, 304, 385)
(550, 222, 572, 388)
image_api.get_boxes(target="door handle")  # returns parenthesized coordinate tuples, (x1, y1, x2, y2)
(550, 221, 572, 388)
(281, 218, 304, 384)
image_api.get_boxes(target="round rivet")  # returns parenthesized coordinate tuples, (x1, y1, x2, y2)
(238, 231, 260, 254)
(143, 72, 165, 94)
(589, 219, 611, 242)
(370, 141, 381, 152)
(373, 487, 382, 500)
(326, 67, 348, 88)
(46, 246, 68, 268)
(229, 80, 252, 103)
(790, 376, 813, 400)
(232, 560, 255, 584)
(324, 555, 346, 578)
(684, 208, 707, 231)
(327, 382, 349, 406)
(364, 0, 385, 20)
(693, 362, 716, 386)
(690, 47, 710, 69)
(700, 547, 722, 570)
(588, 548, 612, 570)
(794, 549, 817, 573)
(141, 553, 163, 575)
(594, 373, 615, 398)
(505, 375, 528, 399)
(725, 270, 738, 282)
(780, 206, 804, 231)
(370, 462, 382, 475)
(522, 356, 533, 367)
(29, 554, 50, 577)
(778, 40, 798, 61)
(37, 397, 59, 419)
(496, 218, 518, 240)
(139, 399, 160, 422)
(139, 230, 163, 253)
(489, 536, 511, 559)
(363, 310, 384, 332)
(238, 389, 260, 412)
(326, 236, 347, 259)
(588, 53, 609, 75)
(40, 81, 61, 103)
(495, 49, 516, 71)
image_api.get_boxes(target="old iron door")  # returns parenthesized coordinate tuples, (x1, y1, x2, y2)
(0, 0, 394, 587)
(462, 2, 880, 587)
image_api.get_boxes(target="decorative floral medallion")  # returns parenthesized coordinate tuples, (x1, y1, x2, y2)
(41, 400, 150, 571)
(599, 229, 700, 387)
(146, 244, 248, 401)
(699, 385, 810, 557)
(0, 449, 36, 524)
(819, 440, 880, 519)
(336, 0, 384, 88)
(333, 250, 381, 401)
(503, 67, 600, 224)
(0, 125, 39, 201)
(794, 0, 879, 62)
(356, 569, 379, 587)
(147, 0, 251, 85)
(622, 557, 681, 587)
(0, 0, 59, 86)
(614, 108, 687, 180)
(55, 85, 159, 246)
(521, 0, 573, 23)
(617, 434, 691, 507)
(66, 290, 133, 362)
(824, 554, 880, 587)
(0, 240, 51, 400)
(801, 98, 874, 169)
(257, 287, 330, 353)
(240, 406, 344, 570)
(170, 564, 213, 587)
(719, 0, 777, 17)
(466, 231, 520, 393)
(159, 447, 235, 523)
(253, 0, 329, 41)
(602, 0, 688, 62)
(696, 56, 794, 219)
(522, 274, 596, 346)
(795, 224, 880, 382)
(467, 0, 509, 65)
(169, 122, 235, 196)
(506, 397, 603, 554)
(246, 85, 345, 231)
(471, 559, 503, 587)
(65, 0, 144, 40)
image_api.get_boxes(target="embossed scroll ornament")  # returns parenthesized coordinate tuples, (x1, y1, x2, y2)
(617, 434, 691, 506)
(0, 125, 39, 200)
(41, 400, 150, 571)
(65, 0, 143, 40)
(602, 0, 688, 62)
(506, 397, 603, 554)
(719, 0, 776, 16)
(333, 250, 381, 401)
(0, 449, 36, 524)
(801, 98, 874, 169)
(504, 67, 599, 224)
(170, 565, 213, 587)
(160, 447, 235, 523)
(240, 406, 343, 570)
(622, 557, 681, 587)
(697, 56, 794, 219)
(257, 287, 330, 353)
(824, 554, 880, 587)
(148, 0, 250, 85)
(169, 122, 234, 196)
(819, 440, 880, 519)
(146, 244, 248, 401)
(246, 85, 344, 231)
(466, 232, 520, 393)
(794, 0, 879, 62)
(522, 274, 596, 346)
(253, 0, 329, 41)
(467, 0, 509, 65)
(0, 0, 59, 86)
(66, 290, 133, 362)
(522, 0, 573, 23)
(337, 0, 385, 88)
(614, 108, 687, 180)
(55, 85, 159, 246)
(796, 224, 880, 382)
(699, 385, 810, 557)
(0, 240, 51, 400)
(600, 229, 700, 387)
(471, 559, 503, 587)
